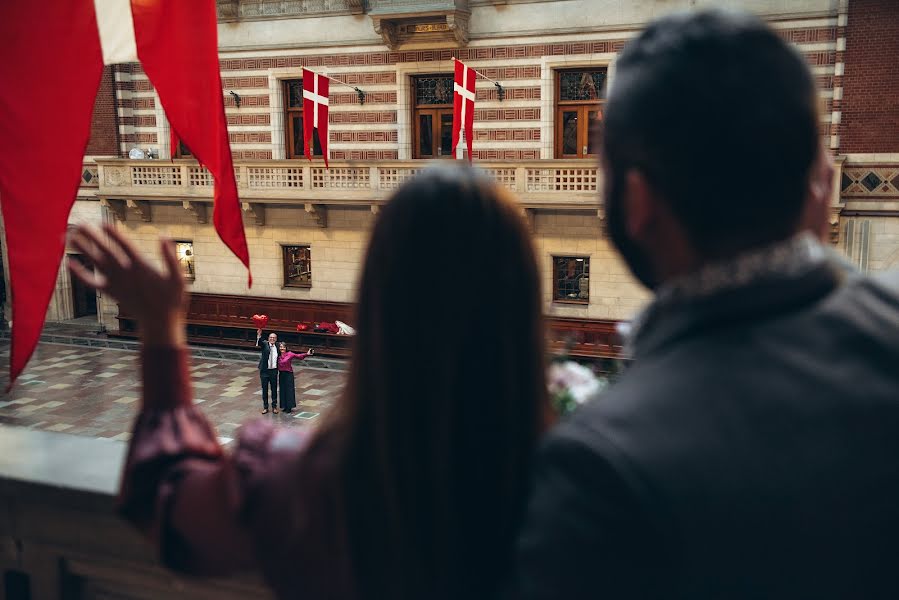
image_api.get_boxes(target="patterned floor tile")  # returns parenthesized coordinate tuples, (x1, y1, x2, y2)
(0, 340, 346, 444)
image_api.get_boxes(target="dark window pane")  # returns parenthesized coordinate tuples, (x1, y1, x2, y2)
(178, 141, 192, 157)
(283, 245, 312, 287)
(287, 80, 304, 108)
(292, 116, 304, 157)
(553, 256, 590, 302)
(559, 70, 606, 101)
(292, 118, 323, 157)
(586, 110, 600, 155)
(562, 111, 578, 155)
(414, 75, 453, 105)
(439, 113, 453, 157)
(419, 114, 433, 156)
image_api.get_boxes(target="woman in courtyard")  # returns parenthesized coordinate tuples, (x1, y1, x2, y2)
(69, 165, 550, 600)
(277, 341, 313, 413)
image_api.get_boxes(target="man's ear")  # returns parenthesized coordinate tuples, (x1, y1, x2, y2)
(801, 150, 834, 241)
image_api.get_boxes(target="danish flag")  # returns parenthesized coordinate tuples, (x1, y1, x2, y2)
(302, 68, 330, 168)
(452, 59, 477, 162)
(0, 0, 251, 385)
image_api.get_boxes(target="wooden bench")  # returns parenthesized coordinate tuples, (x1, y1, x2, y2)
(112, 293, 355, 358)
(112, 293, 627, 367)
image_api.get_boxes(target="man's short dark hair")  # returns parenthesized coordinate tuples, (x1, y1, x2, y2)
(602, 9, 821, 257)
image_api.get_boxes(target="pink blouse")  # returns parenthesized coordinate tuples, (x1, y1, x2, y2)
(277, 351, 308, 372)
(117, 346, 353, 599)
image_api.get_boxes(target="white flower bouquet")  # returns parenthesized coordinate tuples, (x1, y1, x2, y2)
(548, 360, 608, 415)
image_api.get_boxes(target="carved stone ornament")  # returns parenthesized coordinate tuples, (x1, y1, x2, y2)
(446, 11, 470, 46)
(100, 198, 127, 222)
(216, 0, 239, 20)
(242, 202, 266, 226)
(305, 203, 328, 228)
(372, 18, 399, 49)
(126, 199, 152, 223)
(829, 208, 842, 246)
(104, 167, 128, 187)
(183, 201, 208, 225)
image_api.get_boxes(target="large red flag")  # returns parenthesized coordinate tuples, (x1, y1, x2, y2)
(0, 0, 251, 386)
(452, 59, 476, 162)
(302, 69, 330, 168)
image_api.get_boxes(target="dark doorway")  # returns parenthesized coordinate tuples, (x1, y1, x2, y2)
(68, 254, 97, 318)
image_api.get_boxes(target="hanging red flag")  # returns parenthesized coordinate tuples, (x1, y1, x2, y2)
(302, 68, 330, 168)
(452, 59, 477, 162)
(0, 0, 251, 386)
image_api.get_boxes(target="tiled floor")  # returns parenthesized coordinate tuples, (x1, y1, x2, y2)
(0, 340, 347, 445)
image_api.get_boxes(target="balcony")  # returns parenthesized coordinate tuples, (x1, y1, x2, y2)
(94, 159, 603, 225)
(0, 425, 271, 598)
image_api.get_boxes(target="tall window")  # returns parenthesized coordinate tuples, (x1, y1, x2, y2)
(412, 74, 455, 159)
(552, 256, 590, 303)
(283, 79, 322, 159)
(555, 69, 606, 159)
(175, 241, 195, 281)
(282, 245, 312, 288)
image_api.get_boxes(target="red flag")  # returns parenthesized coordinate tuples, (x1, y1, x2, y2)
(0, 1, 104, 388)
(131, 0, 250, 284)
(452, 59, 476, 162)
(0, 0, 250, 386)
(302, 68, 330, 168)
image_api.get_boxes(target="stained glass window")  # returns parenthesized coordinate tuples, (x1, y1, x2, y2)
(282, 245, 312, 287)
(552, 256, 590, 303)
(175, 241, 195, 280)
(559, 70, 606, 102)
(414, 75, 454, 106)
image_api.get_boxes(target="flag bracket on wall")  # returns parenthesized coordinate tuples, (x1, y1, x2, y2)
(229, 90, 242, 108)
(355, 87, 367, 105)
(494, 82, 506, 102)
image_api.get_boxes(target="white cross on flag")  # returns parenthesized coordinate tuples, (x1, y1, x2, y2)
(452, 59, 476, 162)
(302, 68, 330, 168)
(0, 0, 251, 386)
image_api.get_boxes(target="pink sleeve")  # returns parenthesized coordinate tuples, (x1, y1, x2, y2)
(116, 346, 300, 575)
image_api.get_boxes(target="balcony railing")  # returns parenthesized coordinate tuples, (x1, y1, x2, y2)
(95, 159, 603, 211)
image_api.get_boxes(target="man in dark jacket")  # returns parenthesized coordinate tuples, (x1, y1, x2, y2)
(516, 9, 899, 599)
(256, 328, 281, 414)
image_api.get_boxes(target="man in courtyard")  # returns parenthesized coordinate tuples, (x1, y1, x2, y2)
(517, 9, 899, 599)
(256, 329, 280, 414)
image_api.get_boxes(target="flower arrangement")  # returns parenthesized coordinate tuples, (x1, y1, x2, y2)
(548, 360, 608, 415)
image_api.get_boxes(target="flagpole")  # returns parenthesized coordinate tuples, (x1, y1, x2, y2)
(303, 69, 367, 104)
(452, 57, 505, 101)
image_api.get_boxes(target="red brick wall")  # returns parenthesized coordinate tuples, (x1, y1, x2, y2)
(85, 66, 120, 156)
(841, 0, 899, 153)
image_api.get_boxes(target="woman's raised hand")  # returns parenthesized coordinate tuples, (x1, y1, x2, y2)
(69, 224, 187, 346)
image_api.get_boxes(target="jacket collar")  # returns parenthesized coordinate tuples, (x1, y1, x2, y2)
(622, 234, 856, 360)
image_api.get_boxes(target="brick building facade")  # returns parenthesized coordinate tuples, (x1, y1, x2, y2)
(7, 0, 898, 329)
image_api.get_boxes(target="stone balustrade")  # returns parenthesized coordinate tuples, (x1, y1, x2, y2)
(0, 425, 271, 599)
(95, 159, 603, 213)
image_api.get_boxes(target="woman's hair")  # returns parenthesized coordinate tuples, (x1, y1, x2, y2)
(316, 165, 549, 600)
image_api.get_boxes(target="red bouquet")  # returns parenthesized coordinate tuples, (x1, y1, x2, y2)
(252, 314, 269, 329)
(296, 322, 311, 332)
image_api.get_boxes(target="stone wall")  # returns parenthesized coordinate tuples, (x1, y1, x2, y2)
(85, 66, 120, 158)
(840, 0, 899, 153)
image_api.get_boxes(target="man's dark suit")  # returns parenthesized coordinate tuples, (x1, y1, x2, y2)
(257, 335, 281, 410)
(517, 255, 899, 599)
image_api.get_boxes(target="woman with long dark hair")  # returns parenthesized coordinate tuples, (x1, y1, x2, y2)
(70, 166, 550, 600)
